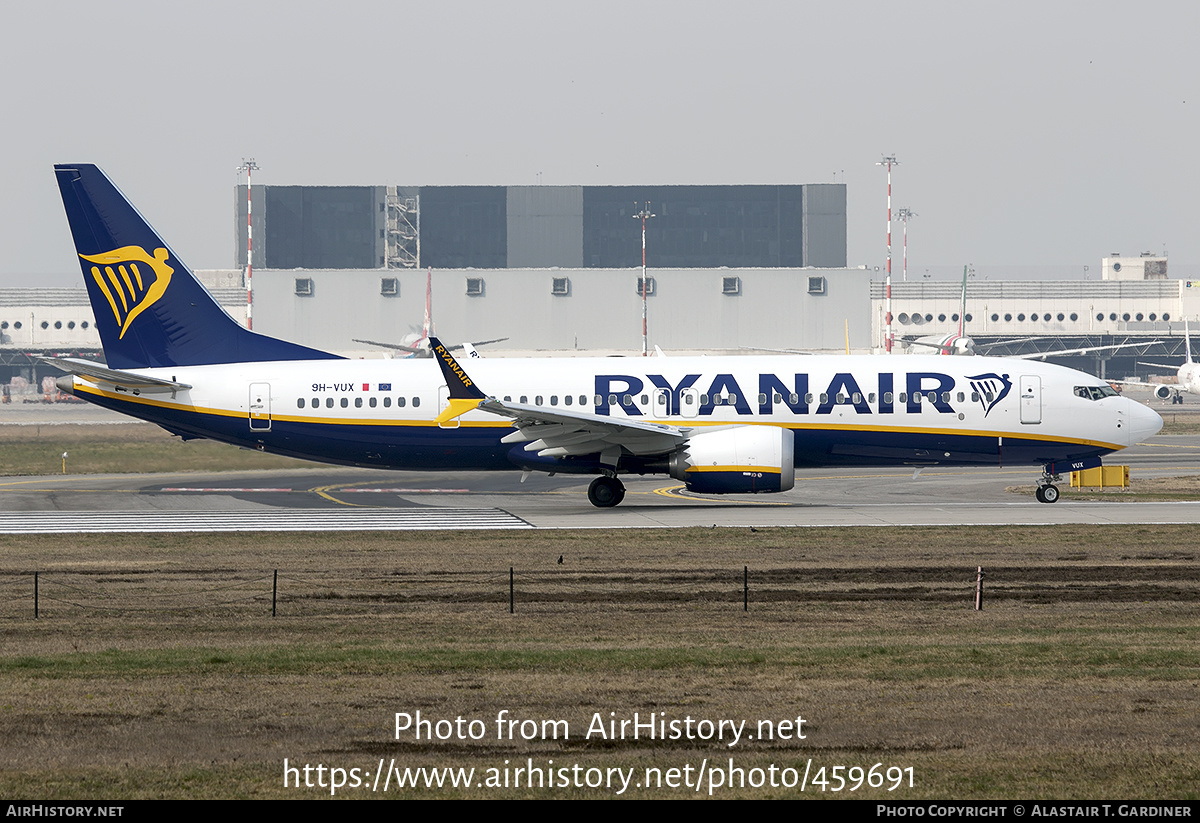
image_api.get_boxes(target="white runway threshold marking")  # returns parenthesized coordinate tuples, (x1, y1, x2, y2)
(0, 508, 532, 533)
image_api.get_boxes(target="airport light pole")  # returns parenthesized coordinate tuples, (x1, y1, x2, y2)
(237, 158, 260, 330)
(634, 202, 655, 356)
(877, 155, 899, 352)
(898, 207, 917, 283)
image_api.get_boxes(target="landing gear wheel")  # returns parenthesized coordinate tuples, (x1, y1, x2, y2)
(1035, 486, 1046, 503)
(587, 476, 625, 508)
(1040, 484, 1060, 504)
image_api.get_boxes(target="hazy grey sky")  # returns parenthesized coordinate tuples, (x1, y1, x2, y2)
(3, 0, 1197, 286)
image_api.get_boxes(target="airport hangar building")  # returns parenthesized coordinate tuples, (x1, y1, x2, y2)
(1, 181, 1196, 385)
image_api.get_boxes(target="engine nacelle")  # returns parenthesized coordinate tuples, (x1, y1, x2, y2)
(1154, 385, 1173, 400)
(670, 425, 794, 494)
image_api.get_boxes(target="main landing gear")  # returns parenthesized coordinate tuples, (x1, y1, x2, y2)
(587, 475, 626, 508)
(1035, 471, 1061, 504)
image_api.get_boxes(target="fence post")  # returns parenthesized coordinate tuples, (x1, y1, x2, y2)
(974, 566, 985, 611)
(272, 569, 278, 617)
(743, 566, 749, 612)
(34, 571, 39, 619)
(509, 567, 514, 614)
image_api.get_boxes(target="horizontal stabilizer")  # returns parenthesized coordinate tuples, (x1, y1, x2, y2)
(41, 357, 191, 393)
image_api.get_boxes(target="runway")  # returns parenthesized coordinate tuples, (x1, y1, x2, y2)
(3, 434, 1200, 530)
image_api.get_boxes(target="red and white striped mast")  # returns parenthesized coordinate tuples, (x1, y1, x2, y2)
(238, 158, 260, 330)
(877, 155, 899, 352)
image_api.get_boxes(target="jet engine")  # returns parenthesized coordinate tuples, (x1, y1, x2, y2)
(670, 425, 795, 494)
(1154, 385, 1173, 400)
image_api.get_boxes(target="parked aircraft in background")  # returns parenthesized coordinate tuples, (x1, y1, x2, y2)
(353, 267, 507, 357)
(1123, 321, 1200, 403)
(48, 164, 1162, 506)
(903, 266, 1159, 361)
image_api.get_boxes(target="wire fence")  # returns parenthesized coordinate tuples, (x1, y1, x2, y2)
(4, 563, 1186, 619)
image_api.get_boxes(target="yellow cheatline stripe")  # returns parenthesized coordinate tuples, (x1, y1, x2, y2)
(71, 383, 1124, 449)
(72, 384, 509, 428)
(685, 465, 782, 474)
(675, 417, 1124, 450)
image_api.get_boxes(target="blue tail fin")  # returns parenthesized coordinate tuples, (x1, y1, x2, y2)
(55, 164, 341, 369)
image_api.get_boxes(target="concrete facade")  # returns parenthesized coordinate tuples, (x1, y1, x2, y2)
(251, 267, 873, 354)
(870, 280, 1200, 348)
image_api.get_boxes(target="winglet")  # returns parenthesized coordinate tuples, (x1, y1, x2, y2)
(429, 336, 487, 423)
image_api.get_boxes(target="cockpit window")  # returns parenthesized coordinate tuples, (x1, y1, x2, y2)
(1074, 385, 1118, 401)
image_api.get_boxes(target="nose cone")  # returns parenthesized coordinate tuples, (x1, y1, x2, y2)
(1126, 398, 1163, 445)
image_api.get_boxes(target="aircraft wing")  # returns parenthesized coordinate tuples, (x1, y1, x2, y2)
(485, 399, 686, 458)
(1012, 340, 1163, 361)
(1111, 377, 1180, 390)
(427, 336, 686, 462)
(902, 339, 952, 353)
(40, 357, 192, 393)
(353, 337, 509, 356)
(352, 338, 424, 354)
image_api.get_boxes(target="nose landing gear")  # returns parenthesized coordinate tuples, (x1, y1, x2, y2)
(1035, 471, 1062, 504)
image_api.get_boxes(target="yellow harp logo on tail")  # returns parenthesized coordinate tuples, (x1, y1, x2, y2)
(79, 246, 174, 339)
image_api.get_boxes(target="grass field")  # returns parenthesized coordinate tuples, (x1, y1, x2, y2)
(0, 422, 312, 476)
(1, 527, 1197, 799)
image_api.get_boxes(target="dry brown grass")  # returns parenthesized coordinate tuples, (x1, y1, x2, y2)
(1, 527, 1197, 799)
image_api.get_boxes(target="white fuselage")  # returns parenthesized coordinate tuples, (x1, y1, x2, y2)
(68, 353, 1162, 475)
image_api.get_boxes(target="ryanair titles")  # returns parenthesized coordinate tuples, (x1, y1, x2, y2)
(594, 371, 1013, 418)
